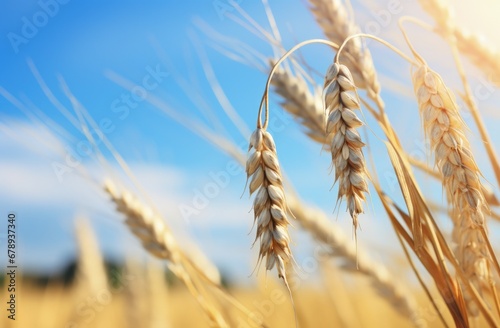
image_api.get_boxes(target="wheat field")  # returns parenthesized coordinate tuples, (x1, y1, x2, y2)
(2, 0, 500, 327)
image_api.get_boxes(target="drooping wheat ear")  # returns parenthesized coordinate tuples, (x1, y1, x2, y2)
(419, 0, 500, 85)
(104, 179, 181, 262)
(309, 0, 382, 104)
(324, 62, 369, 232)
(412, 65, 491, 314)
(246, 128, 292, 280)
(104, 179, 229, 326)
(271, 65, 327, 147)
(103, 179, 222, 285)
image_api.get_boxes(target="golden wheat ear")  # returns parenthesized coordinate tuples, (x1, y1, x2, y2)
(246, 128, 292, 280)
(412, 64, 491, 316)
(324, 62, 369, 235)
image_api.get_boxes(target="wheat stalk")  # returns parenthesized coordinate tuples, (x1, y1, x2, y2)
(147, 261, 171, 328)
(309, 0, 382, 105)
(287, 196, 423, 325)
(412, 64, 491, 315)
(74, 217, 108, 296)
(124, 259, 149, 328)
(324, 62, 369, 233)
(246, 128, 292, 280)
(70, 217, 109, 328)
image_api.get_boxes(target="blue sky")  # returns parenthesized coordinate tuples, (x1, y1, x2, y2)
(1, 0, 500, 284)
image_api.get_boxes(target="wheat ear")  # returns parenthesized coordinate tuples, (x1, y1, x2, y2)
(104, 179, 181, 263)
(103, 179, 229, 327)
(247, 128, 292, 280)
(272, 66, 327, 147)
(309, 0, 382, 104)
(324, 62, 369, 232)
(412, 64, 491, 315)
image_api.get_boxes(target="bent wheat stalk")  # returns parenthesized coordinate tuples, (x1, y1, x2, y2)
(248, 39, 346, 282)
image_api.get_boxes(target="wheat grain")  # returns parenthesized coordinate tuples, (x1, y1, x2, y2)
(324, 62, 369, 232)
(246, 128, 292, 280)
(412, 64, 491, 315)
(309, 0, 382, 104)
